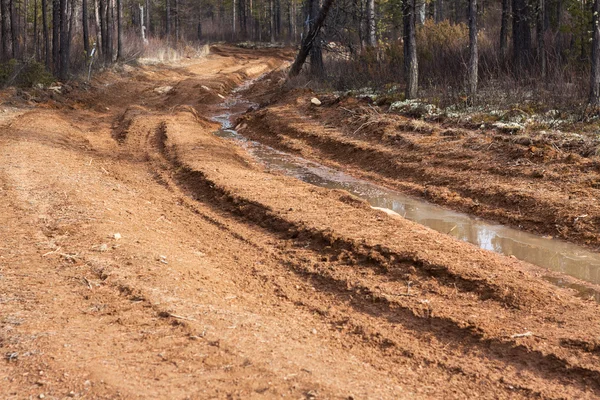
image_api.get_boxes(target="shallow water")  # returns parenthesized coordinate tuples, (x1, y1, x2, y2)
(212, 101, 600, 301)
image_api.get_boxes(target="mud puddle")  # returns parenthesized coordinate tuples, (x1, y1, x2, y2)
(211, 100, 600, 300)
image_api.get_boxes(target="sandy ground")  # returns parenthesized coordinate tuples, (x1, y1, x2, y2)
(2, 46, 600, 399)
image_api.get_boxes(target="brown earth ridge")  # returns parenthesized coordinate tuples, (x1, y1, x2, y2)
(1, 46, 600, 399)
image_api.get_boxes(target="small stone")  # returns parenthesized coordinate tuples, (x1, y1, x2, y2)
(68, 391, 76, 397)
(311, 328, 317, 335)
(39, 394, 45, 399)
(310, 98, 321, 106)
(113, 233, 121, 240)
(153, 86, 173, 94)
(93, 243, 108, 252)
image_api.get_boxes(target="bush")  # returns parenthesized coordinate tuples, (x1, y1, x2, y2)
(0, 59, 54, 88)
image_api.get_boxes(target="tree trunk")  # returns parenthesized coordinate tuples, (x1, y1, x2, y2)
(140, 4, 146, 41)
(512, 0, 531, 68)
(435, 0, 444, 22)
(590, 0, 600, 105)
(367, 0, 376, 46)
(287, 0, 292, 41)
(98, 0, 106, 58)
(66, 0, 75, 70)
(105, 0, 112, 62)
(34, 0, 38, 59)
(269, 0, 274, 42)
(94, 0, 102, 56)
(24, 0, 28, 57)
(403, 0, 418, 99)
(288, 0, 334, 77)
(116, 0, 122, 59)
(165, 0, 170, 39)
(239, 0, 247, 39)
(174, 0, 179, 41)
(467, 0, 478, 104)
(145, 0, 149, 36)
(10, 0, 19, 59)
(52, 0, 60, 71)
(1, 0, 10, 60)
(308, 0, 323, 75)
(537, 0, 545, 77)
(233, 0, 236, 36)
(500, 0, 509, 54)
(59, 0, 68, 79)
(82, 0, 89, 55)
(42, 0, 49, 66)
(275, 0, 281, 38)
(454, 0, 461, 23)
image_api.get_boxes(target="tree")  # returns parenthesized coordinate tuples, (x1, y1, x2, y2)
(117, 0, 122, 59)
(308, 0, 323, 75)
(42, 0, 50, 66)
(52, 0, 59, 71)
(467, 0, 477, 104)
(166, 0, 171, 40)
(590, 0, 600, 105)
(1, 0, 10, 61)
(403, 0, 418, 99)
(59, 0, 69, 79)
(500, 0, 509, 54)
(10, 0, 20, 59)
(512, 0, 532, 68)
(288, 0, 335, 77)
(367, 0, 376, 46)
(537, 0, 545, 77)
(83, 0, 90, 55)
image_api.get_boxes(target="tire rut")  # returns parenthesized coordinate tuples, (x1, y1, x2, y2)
(115, 113, 600, 398)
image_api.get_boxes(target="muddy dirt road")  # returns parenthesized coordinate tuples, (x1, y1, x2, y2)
(2, 46, 600, 399)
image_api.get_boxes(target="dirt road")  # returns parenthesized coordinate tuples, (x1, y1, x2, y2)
(2, 46, 600, 399)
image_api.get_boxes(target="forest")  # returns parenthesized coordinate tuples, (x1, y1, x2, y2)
(0, 0, 600, 108)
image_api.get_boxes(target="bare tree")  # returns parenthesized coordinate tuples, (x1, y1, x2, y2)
(10, 0, 20, 59)
(52, 0, 59, 70)
(309, 0, 323, 75)
(500, 0, 509, 54)
(590, 0, 600, 105)
(83, 0, 90, 55)
(288, 0, 335, 77)
(467, 0, 478, 104)
(116, 0, 122, 59)
(166, 0, 171, 40)
(42, 0, 49, 66)
(435, 0, 444, 22)
(59, 0, 68, 79)
(512, 0, 531, 68)
(367, 0, 375, 46)
(1, 0, 10, 60)
(403, 0, 418, 99)
(537, 0, 545, 77)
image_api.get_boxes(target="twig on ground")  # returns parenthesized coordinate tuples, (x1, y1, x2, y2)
(511, 331, 533, 339)
(42, 247, 62, 257)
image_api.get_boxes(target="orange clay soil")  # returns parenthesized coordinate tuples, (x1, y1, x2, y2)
(2, 46, 600, 399)
(239, 79, 600, 250)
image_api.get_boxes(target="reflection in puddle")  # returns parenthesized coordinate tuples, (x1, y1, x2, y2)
(211, 104, 600, 300)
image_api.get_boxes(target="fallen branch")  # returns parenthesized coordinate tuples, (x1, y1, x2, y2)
(511, 331, 533, 339)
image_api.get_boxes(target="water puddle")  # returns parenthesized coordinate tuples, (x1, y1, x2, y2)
(212, 98, 600, 301)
